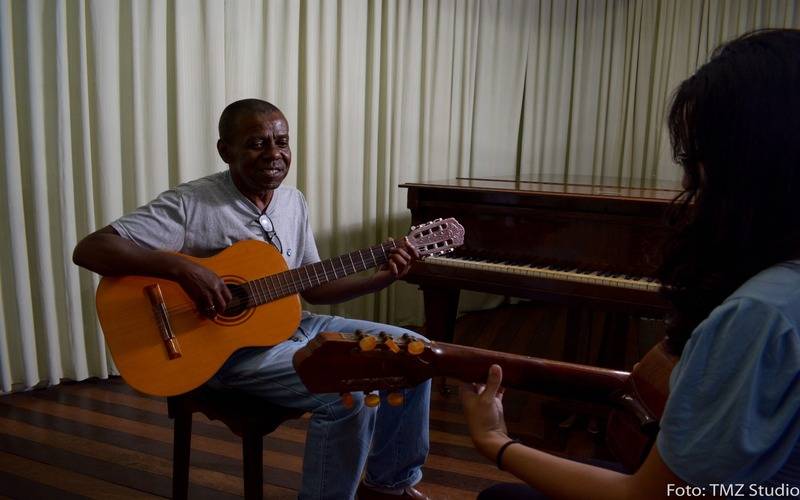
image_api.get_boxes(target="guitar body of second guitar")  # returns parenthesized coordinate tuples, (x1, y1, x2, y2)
(96, 240, 301, 396)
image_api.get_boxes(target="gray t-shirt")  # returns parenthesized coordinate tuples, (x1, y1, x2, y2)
(111, 170, 320, 269)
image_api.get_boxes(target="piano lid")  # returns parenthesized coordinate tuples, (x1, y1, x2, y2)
(400, 174, 682, 202)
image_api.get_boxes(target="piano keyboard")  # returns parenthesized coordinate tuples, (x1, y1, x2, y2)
(425, 256, 662, 292)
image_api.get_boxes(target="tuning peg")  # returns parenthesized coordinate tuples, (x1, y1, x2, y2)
(408, 340, 425, 355)
(356, 330, 377, 351)
(402, 334, 425, 355)
(359, 336, 377, 351)
(387, 392, 404, 406)
(380, 332, 400, 353)
(341, 392, 355, 409)
(365, 392, 381, 407)
(410, 225, 417, 230)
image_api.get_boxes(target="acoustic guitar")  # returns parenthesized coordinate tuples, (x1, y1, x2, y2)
(95, 218, 465, 397)
(293, 331, 676, 470)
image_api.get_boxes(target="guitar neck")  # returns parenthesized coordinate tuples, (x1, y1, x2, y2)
(246, 240, 398, 305)
(432, 343, 630, 403)
(292, 331, 668, 471)
(294, 332, 632, 404)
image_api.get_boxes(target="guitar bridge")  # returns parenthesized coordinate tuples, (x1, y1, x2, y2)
(144, 283, 182, 360)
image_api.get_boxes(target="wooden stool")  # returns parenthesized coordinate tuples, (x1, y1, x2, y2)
(167, 385, 305, 500)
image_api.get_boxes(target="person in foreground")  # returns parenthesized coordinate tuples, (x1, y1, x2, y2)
(461, 29, 800, 499)
(73, 99, 431, 500)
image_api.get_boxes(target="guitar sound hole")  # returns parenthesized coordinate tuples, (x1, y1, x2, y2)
(221, 283, 250, 318)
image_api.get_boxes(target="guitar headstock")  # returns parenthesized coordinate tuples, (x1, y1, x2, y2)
(407, 217, 465, 258)
(292, 331, 439, 393)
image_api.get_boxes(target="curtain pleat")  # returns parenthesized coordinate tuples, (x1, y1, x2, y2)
(55, 1, 86, 383)
(1, 0, 798, 392)
(1, 0, 36, 393)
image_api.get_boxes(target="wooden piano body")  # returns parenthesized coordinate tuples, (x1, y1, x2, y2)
(401, 175, 681, 365)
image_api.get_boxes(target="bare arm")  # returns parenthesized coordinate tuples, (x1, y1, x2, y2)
(461, 365, 720, 500)
(474, 425, 686, 500)
(301, 237, 419, 305)
(74, 225, 185, 278)
(73, 225, 231, 316)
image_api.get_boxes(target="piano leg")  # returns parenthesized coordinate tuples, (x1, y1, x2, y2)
(598, 311, 630, 370)
(563, 306, 637, 370)
(421, 286, 460, 395)
(421, 286, 460, 343)
(563, 305, 585, 363)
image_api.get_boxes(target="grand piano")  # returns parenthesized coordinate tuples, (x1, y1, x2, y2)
(401, 175, 681, 365)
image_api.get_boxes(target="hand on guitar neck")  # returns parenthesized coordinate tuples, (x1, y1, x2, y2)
(300, 236, 419, 306)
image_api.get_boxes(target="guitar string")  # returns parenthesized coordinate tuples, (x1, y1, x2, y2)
(104, 230, 449, 333)
(162, 241, 399, 316)
(234, 242, 392, 309)
(162, 233, 453, 317)
(163, 227, 456, 316)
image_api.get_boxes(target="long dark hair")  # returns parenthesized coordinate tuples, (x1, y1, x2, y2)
(658, 29, 800, 355)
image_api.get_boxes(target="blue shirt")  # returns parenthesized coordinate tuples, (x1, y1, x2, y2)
(657, 261, 800, 494)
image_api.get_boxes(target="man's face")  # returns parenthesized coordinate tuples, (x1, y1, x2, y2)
(218, 111, 291, 198)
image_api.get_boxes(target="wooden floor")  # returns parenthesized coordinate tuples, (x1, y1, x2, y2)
(0, 303, 650, 499)
(0, 375, 536, 499)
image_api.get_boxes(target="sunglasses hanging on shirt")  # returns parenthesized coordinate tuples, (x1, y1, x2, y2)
(258, 214, 283, 254)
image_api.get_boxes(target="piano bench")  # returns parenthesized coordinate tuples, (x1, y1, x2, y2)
(167, 386, 305, 500)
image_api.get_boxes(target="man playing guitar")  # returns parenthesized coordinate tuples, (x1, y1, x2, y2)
(73, 99, 431, 500)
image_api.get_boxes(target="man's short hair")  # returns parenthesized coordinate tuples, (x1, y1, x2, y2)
(218, 99, 283, 143)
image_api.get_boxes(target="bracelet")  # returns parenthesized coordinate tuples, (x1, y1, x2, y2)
(495, 439, 521, 471)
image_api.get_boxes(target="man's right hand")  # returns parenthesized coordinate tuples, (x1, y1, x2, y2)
(174, 259, 232, 318)
(73, 225, 232, 318)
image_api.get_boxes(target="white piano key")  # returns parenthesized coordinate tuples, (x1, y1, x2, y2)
(425, 256, 661, 292)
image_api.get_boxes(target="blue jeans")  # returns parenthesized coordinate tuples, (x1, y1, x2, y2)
(208, 314, 431, 500)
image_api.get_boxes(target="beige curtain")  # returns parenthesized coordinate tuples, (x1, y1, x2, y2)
(1, 0, 798, 392)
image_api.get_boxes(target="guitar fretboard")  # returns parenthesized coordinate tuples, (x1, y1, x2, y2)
(244, 240, 398, 306)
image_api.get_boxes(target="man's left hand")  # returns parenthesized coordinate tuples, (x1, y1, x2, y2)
(377, 236, 419, 282)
